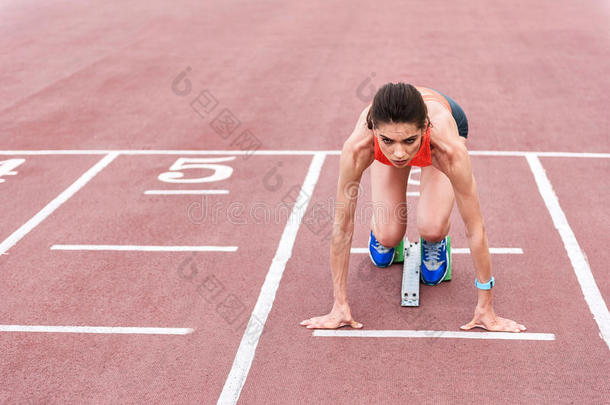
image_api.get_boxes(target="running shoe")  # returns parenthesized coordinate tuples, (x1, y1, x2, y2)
(368, 230, 395, 268)
(420, 237, 449, 285)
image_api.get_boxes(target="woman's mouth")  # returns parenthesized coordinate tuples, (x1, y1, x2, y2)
(392, 159, 409, 165)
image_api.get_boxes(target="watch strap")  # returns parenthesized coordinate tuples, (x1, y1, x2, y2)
(475, 276, 495, 290)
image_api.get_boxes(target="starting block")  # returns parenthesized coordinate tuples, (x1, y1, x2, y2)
(400, 236, 452, 307)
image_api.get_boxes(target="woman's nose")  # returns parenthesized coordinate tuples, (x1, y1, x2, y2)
(394, 148, 407, 159)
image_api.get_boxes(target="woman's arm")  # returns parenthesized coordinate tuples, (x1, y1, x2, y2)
(300, 105, 373, 329)
(331, 104, 374, 305)
(433, 116, 526, 332)
(331, 140, 367, 305)
(443, 143, 494, 308)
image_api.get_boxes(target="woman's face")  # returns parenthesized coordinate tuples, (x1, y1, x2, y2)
(374, 121, 425, 167)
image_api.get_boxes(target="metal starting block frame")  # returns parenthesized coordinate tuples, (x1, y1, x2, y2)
(400, 235, 452, 306)
(401, 237, 420, 307)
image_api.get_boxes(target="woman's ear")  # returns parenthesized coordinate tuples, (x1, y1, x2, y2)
(366, 107, 373, 130)
(426, 116, 433, 129)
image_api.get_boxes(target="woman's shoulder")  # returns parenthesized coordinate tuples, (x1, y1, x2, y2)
(416, 86, 452, 112)
(343, 105, 375, 170)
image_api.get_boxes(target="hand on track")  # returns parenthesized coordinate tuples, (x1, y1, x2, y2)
(300, 303, 363, 329)
(461, 306, 526, 333)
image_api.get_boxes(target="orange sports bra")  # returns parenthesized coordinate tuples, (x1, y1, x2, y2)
(373, 86, 451, 167)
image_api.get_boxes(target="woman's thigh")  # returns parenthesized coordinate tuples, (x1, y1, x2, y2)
(417, 164, 455, 241)
(370, 159, 411, 247)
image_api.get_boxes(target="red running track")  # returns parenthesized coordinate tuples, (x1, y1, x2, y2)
(1, 0, 609, 403)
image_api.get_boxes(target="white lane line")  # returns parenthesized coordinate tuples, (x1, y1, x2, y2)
(50, 245, 237, 252)
(217, 152, 326, 405)
(313, 329, 555, 341)
(469, 151, 610, 158)
(0, 325, 193, 335)
(0, 153, 119, 257)
(452, 247, 523, 254)
(526, 154, 610, 351)
(0, 150, 339, 156)
(0, 150, 608, 158)
(350, 247, 523, 254)
(0, 150, 117, 155)
(144, 190, 229, 195)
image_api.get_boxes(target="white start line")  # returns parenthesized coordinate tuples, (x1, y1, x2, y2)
(313, 329, 555, 341)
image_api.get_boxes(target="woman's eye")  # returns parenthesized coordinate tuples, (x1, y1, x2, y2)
(382, 138, 392, 144)
(404, 139, 415, 144)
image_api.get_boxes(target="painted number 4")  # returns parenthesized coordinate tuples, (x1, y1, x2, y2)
(0, 159, 25, 183)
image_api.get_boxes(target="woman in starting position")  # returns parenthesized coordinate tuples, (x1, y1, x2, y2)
(300, 82, 526, 333)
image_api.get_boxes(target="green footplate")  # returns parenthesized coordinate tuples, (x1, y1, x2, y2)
(392, 238, 404, 263)
(444, 235, 451, 281)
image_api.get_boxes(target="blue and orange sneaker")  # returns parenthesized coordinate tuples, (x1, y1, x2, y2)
(420, 237, 449, 285)
(368, 230, 395, 268)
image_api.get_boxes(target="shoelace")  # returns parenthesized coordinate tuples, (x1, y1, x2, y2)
(373, 240, 392, 254)
(423, 240, 444, 262)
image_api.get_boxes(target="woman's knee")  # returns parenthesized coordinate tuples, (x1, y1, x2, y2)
(417, 219, 450, 242)
(372, 225, 405, 248)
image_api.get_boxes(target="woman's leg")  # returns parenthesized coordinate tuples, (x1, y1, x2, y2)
(370, 159, 411, 248)
(416, 164, 454, 283)
(417, 164, 454, 241)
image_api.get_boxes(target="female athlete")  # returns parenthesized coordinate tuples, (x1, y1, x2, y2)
(300, 82, 526, 333)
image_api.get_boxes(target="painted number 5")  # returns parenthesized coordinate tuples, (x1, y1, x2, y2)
(158, 157, 235, 183)
(0, 159, 25, 183)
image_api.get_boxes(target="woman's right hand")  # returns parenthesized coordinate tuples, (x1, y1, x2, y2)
(300, 302, 363, 329)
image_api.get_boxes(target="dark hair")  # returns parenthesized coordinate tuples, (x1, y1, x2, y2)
(366, 82, 430, 131)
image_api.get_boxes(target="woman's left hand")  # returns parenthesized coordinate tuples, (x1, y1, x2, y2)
(460, 305, 527, 333)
